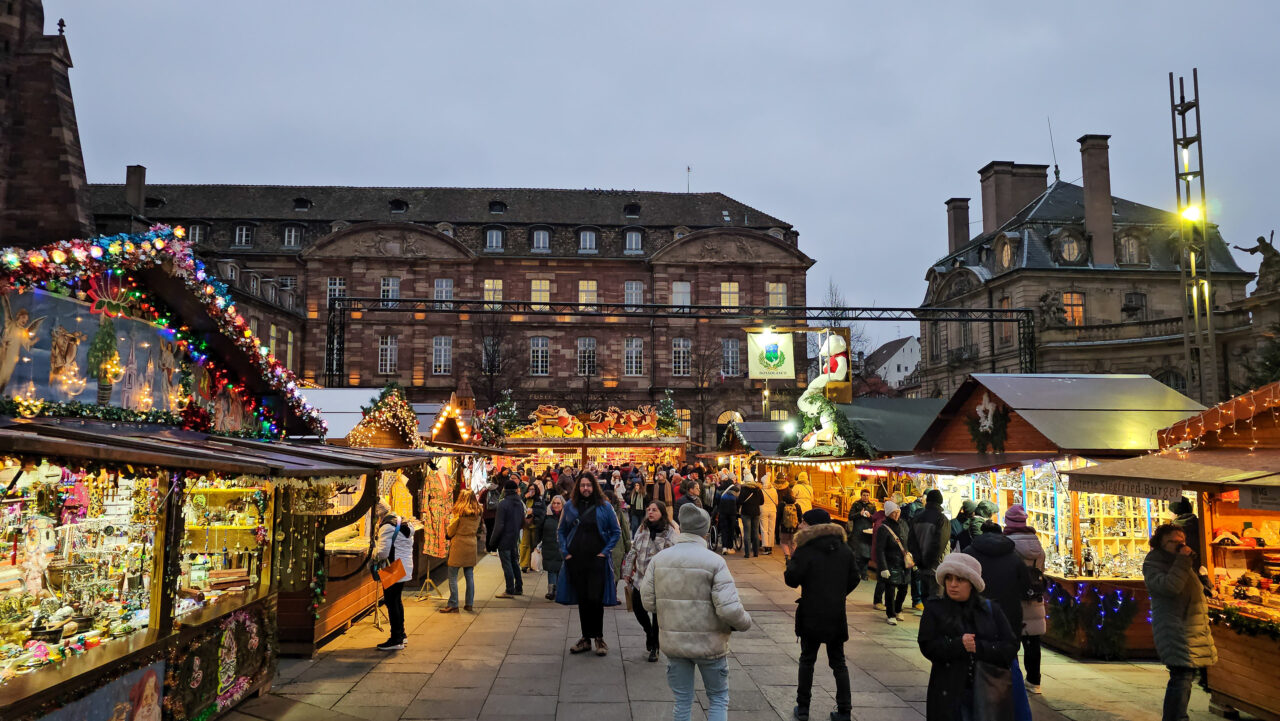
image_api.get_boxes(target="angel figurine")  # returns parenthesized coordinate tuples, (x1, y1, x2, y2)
(0, 296, 45, 394)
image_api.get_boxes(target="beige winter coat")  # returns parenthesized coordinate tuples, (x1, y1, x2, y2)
(639, 533, 752, 659)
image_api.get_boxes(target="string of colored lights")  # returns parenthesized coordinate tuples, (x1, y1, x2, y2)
(0, 225, 326, 438)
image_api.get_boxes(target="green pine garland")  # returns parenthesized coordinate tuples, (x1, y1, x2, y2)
(784, 392, 874, 459)
(1208, 605, 1280, 641)
(965, 404, 1010, 453)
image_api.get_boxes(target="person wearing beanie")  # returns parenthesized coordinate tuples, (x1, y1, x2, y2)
(490, 478, 527, 598)
(1170, 496, 1213, 596)
(785, 507, 860, 721)
(918, 553, 1018, 721)
(641, 502, 751, 721)
(1004, 504, 1047, 694)
(874, 501, 912, 624)
(715, 484, 740, 555)
(371, 500, 413, 651)
(908, 489, 951, 606)
(952, 499, 977, 551)
(737, 475, 765, 558)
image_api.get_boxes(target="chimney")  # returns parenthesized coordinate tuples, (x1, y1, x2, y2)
(1078, 135, 1114, 266)
(125, 165, 147, 213)
(978, 161, 1015, 233)
(1009, 164, 1049, 213)
(945, 198, 970, 253)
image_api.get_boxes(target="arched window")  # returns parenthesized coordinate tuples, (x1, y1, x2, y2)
(1154, 369, 1187, 394)
(388, 199, 409, 213)
(1118, 234, 1147, 265)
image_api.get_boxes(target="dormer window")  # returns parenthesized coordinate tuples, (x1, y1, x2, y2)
(624, 203, 641, 218)
(144, 196, 166, 209)
(485, 227, 505, 252)
(578, 229, 598, 253)
(293, 197, 312, 211)
(282, 225, 302, 248)
(250, 275, 260, 294)
(389, 199, 409, 214)
(624, 229, 643, 254)
(531, 228, 550, 252)
(226, 264, 238, 282)
(233, 224, 254, 247)
(489, 201, 507, 214)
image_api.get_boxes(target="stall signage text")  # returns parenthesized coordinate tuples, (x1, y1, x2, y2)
(1066, 474, 1182, 502)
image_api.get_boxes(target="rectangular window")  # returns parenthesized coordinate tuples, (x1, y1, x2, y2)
(434, 278, 454, 309)
(720, 281, 740, 312)
(676, 408, 692, 438)
(485, 228, 504, 251)
(532, 229, 550, 252)
(767, 282, 787, 308)
(481, 336, 501, 374)
(268, 324, 277, 355)
(227, 265, 238, 282)
(484, 278, 503, 310)
(432, 336, 453, 375)
(721, 338, 741, 376)
(283, 226, 301, 248)
(234, 225, 253, 247)
(327, 277, 346, 304)
(529, 336, 550, 376)
(625, 230, 643, 253)
(770, 409, 789, 421)
(672, 337, 691, 377)
(378, 335, 398, 375)
(1123, 291, 1147, 321)
(998, 297, 1013, 344)
(278, 275, 297, 291)
(624, 337, 644, 376)
(250, 318, 259, 338)
(250, 275, 259, 294)
(1063, 292, 1085, 326)
(671, 281, 691, 311)
(578, 280, 598, 311)
(624, 281, 644, 311)
(188, 225, 204, 244)
(530, 279, 550, 310)
(579, 229, 597, 252)
(577, 337, 597, 376)
(286, 330, 295, 370)
(380, 276, 400, 308)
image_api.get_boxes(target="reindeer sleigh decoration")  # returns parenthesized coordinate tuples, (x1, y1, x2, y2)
(508, 404, 663, 439)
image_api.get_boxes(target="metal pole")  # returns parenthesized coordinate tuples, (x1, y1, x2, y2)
(1194, 68, 1219, 402)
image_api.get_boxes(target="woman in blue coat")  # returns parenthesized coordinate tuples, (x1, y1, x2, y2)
(556, 471, 622, 656)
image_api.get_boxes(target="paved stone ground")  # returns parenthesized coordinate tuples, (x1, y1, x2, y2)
(229, 553, 1224, 721)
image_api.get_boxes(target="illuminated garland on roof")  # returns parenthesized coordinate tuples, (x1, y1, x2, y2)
(0, 225, 326, 437)
(348, 385, 426, 449)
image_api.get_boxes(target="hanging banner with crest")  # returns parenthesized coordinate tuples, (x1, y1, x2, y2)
(747, 332, 795, 379)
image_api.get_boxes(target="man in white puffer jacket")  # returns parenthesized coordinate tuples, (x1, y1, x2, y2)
(640, 503, 752, 721)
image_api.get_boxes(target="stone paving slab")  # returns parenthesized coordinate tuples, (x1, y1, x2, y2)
(239, 550, 1225, 721)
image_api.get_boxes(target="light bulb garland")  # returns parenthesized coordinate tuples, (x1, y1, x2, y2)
(1044, 580, 1140, 660)
(348, 384, 426, 449)
(0, 225, 325, 438)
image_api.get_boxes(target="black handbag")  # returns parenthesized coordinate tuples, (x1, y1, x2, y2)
(970, 601, 1014, 721)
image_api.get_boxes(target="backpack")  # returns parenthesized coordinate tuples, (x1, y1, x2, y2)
(1025, 565, 1047, 601)
(781, 502, 800, 533)
(485, 489, 502, 513)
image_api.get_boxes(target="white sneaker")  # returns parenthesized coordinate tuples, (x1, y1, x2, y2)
(894, 614, 905, 622)
(873, 603, 886, 610)
(886, 617, 898, 626)
(1027, 683, 1042, 694)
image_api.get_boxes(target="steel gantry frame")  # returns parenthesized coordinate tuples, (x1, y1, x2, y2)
(323, 297, 1036, 388)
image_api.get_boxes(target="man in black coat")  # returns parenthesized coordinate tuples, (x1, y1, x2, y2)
(784, 509, 860, 721)
(736, 479, 765, 558)
(489, 480, 526, 597)
(908, 490, 952, 602)
(963, 520, 1030, 635)
(846, 489, 876, 581)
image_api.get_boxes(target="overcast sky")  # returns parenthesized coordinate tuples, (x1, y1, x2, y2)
(50, 1, 1280, 349)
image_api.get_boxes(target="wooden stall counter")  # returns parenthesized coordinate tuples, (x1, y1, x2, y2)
(1042, 576, 1155, 660)
(1206, 613, 1280, 721)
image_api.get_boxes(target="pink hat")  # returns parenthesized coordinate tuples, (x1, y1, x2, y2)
(1004, 504, 1029, 529)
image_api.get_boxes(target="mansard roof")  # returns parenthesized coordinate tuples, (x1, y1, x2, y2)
(87, 184, 791, 231)
(929, 180, 1248, 278)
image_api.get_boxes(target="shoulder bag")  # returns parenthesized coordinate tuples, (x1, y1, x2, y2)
(886, 523, 915, 569)
(970, 600, 1015, 721)
(378, 522, 406, 589)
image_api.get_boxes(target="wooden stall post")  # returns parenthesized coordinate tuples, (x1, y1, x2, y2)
(1071, 490, 1083, 572)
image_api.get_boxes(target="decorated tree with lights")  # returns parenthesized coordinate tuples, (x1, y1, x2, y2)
(657, 388, 679, 434)
(86, 316, 118, 405)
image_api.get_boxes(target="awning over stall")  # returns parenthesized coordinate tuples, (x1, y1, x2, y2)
(1063, 449, 1280, 500)
(838, 398, 947, 456)
(861, 452, 1052, 475)
(719, 421, 789, 457)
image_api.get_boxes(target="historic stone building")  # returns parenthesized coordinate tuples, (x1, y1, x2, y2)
(0, 1, 91, 246)
(89, 174, 814, 448)
(917, 134, 1254, 401)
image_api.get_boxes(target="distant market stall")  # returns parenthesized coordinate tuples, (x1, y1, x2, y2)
(0, 226, 428, 719)
(500, 401, 685, 471)
(861, 374, 1204, 659)
(1066, 381, 1280, 718)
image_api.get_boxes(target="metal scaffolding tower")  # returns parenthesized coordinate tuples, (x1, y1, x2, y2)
(1170, 68, 1219, 404)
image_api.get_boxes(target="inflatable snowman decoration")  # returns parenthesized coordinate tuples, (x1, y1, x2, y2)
(797, 333, 849, 453)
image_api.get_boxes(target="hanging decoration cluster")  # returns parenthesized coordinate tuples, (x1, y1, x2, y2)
(348, 384, 426, 448)
(0, 225, 326, 438)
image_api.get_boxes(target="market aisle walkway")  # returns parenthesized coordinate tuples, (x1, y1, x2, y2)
(232, 553, 1222, 721)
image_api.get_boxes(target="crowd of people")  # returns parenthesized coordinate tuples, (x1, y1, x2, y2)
(368, 461, 1215, 721)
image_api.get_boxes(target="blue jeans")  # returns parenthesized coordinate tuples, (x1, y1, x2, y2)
(447, 566, 474, 608)
(497, 545, 522, 593)
(667, 656, 729, 721)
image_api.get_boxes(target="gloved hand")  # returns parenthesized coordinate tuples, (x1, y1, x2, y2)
(880, 570, 890, 579)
